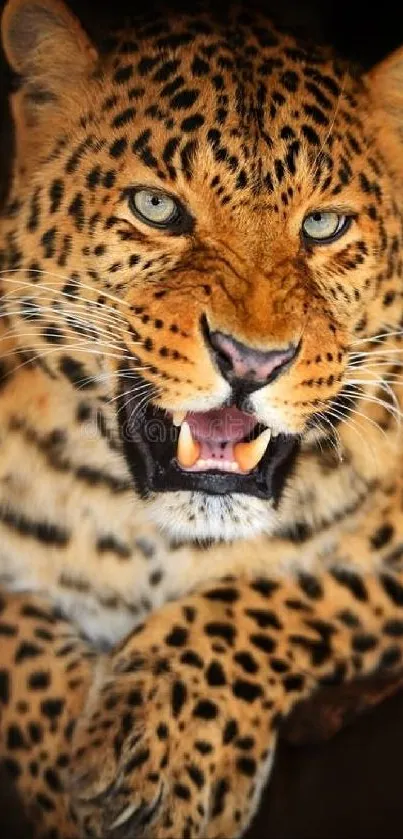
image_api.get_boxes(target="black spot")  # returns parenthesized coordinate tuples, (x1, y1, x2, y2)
(0, 623, 17, 637)
(59, 355, 94, 390)
(187, 764, 205, 789)
(204, 587, 239, 603)
(165, 625, 188, 647)
(234, 651, 258, 674)
(41, 227, 57, 258)
(27, 187, 41, 232)
(181, 650, 204, 668)
(15, 641, 43, 664)
(114, 65, 133, 84)
(68, 193, 85, 232)
(302, 124, 320, 146)
(28, 722, 43, 744)
(191, 56, 210, 76)
(232, 679, 262, 703)
(112, 107, 137, 129)
(45, 768, 62, 792)
(206, 661, 226, 686)
(380, 573, 403, 606)
(379, 646, 401, 669)
(195, 740, 213, 754)
(280, 70, 299, 91)
(246, 609, 282, 630)
(250, 634, 276, 654)
(49, 179, 64, 213)
(298, 572, 323, 599)
(170, 89, 199, 109)
(223, 719, 238, 744)
(250, 579, 279, 598)
(21, 604, 55, 623)
(0, 509, 69, 547)
(336, 609, 361, 628)
(331, 568, 368, 601)
(28, 671, 51, 690)
(236, 736, 255, 751)
(96, 535, 131, 559)
(174, 783, 191, 800)
(40, 698, 65, 719)
(0, 670, 10, 704)
(211, 777, 230, 818)
(181, 114, 205, 132)
(303, 103, 328, 125)
(370, 524, 395, 550)
(7, 724, 27, 750)
(270, 657, 289, 673)
(172, 680, 187, 717)
(289, 633, 331, 667)
(109, 137, 128, 158)
(42, 324, 64, 344)
(236, 757, 257, 777)
(126, 689, 142, 707)
(283, 674, 305, 692)
(204, 622, 236, 644)
(383, 619, 403, 636)
(193, 699, 218, 719)
(351, 633, 378, 653)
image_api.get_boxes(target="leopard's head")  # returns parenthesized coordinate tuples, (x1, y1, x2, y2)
(1, 0, 403, 541)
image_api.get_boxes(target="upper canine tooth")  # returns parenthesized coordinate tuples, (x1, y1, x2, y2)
(177, 421, 201, 468)
(172, 410, 187, 427)
(234, 428, 272, 473)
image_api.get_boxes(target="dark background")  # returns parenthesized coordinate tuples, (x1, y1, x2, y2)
(1, 0, 403, 836)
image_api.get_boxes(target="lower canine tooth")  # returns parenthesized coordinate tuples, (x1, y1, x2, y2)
(172, 410, 187, 427)
(177, 421, 201, 468)
(234, 428, 272, 472)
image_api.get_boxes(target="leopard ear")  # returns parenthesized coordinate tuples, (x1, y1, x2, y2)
(1, 0, 98, 119)
(366, 46, 403, 139)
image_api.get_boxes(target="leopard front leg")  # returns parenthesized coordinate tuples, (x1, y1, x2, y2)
(71, 583, 279, 839)
(0, 589, 94, 838)
(70, 567, 403, 839)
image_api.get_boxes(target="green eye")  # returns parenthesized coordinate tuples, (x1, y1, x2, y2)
(130, 188, 180, 227)
(302, 211, 350, 243)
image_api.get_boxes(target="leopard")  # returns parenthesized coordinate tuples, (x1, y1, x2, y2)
(1, 0, 403, 836)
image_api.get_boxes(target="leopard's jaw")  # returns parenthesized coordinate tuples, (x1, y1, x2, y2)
(148, 491, 279, 543)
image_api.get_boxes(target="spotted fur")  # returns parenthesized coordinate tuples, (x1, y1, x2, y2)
(1, 0, 403, 836)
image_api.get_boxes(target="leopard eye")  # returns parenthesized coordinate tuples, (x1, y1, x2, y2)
(129, 188, 180, 228)
(302, 211, 350, 244)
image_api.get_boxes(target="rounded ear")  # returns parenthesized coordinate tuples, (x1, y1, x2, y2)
(365, 46, 403, 135)
(1, 0, 98, 89)
(1, 0, 99, 167)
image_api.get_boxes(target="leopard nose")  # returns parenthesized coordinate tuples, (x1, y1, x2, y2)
(205, 326, 298, 387)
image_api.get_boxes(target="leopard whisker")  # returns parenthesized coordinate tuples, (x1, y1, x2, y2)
(0, 270, 133, 311)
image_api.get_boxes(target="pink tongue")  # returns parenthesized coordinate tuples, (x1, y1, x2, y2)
(187, 406, 256, 443)
(186, 407, 257, 470)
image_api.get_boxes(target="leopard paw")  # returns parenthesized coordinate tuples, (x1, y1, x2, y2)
(69, 648, 274, 839)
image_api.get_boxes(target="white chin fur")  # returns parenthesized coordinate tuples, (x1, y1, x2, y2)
(148, 491, 277, 542)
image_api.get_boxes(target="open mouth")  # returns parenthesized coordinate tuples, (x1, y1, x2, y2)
(119, 375, 299, 501)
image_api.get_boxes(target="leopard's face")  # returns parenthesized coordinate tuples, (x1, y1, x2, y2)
(2, 0, 403, 541)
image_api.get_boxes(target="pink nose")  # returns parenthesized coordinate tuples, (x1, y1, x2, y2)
(207, 330, 298, 386)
